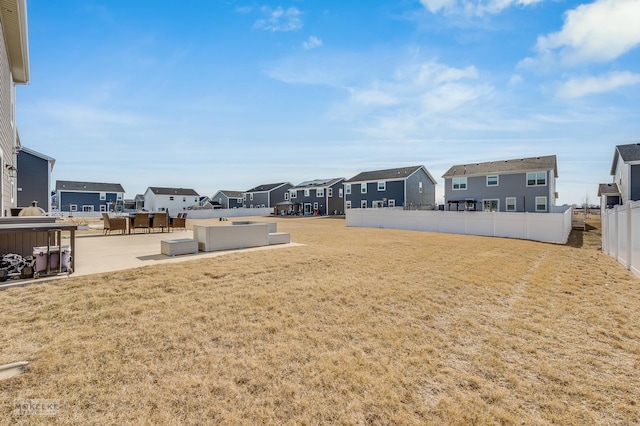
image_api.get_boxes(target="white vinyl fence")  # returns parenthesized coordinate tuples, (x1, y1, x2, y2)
(346, 207, 573, 244)
(601, 201, 640, 278)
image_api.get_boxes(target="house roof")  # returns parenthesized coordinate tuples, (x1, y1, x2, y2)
(611, 143, 640, 175)
(18, 146, 56, 170)
(56, 180, 125, 193)
(293, 178, 344, 189)
(147, 187, 199, 196)
(0, 0, 29, 83)
(215, 190, 245, 198)
(597, 183, 621, 197)
(442, 155, 558, 178)
(245, 182, 290, 193)
(346, 165, 437, 184)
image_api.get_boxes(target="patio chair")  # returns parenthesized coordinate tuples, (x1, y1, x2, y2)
(131, 212, 150, 234)
(171, 212, 187, 231)
(102, 213, 127, 235)
(152, 212, 169, 232)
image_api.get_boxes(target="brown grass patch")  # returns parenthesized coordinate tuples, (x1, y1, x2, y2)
(1, 217, 639, 424)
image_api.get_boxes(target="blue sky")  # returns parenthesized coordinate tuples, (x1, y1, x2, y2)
(16, 0, 640, 205)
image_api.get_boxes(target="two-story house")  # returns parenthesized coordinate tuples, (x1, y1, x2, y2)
(344, 165, 436, 210)
(56, 180, 126, 213)
(284, 178, 345, 216)
(17, 146, 55, 213)
(600, 143, 640, 209)
(143, 187, 199, 212)
(243, 182, 292, 208)
(212, 190, 244, 209)
(0, 0, 29, 216)
(442, 155, 558, 213)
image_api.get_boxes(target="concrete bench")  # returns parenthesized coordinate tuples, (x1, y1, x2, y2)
(268, 232, 290, 245)
(161, 238, 198, 256)
(193, 223, 270, 252)
(232, 221, 277, 233)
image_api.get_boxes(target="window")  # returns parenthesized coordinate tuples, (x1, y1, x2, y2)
(388, 199, 395, 207)
(100, 205, 107, 212)
(117, 193, 123, 200)
(250, 194, 254, 201)
(535, 196, 547, 212)
(70, 204, 77, 212)
(361, 200, 367, 208)
(506, 197, 516, 212)
(419, 182, 423, 193)
(527, 172, 546, 186)
(313, 202, 318, 210)
(243, 194, 247, 200)
(304, 189, 310, 197)
(194, 198, 198, 203)
(346, 200, 352, 209)
(339, 188, 343, 198)
(317, 188, 324, 197)
(452, 177, 467, 190)
(284, 192, 289, 201)
(169, 196, 174, 201)
(183, 197, 186, 202)
(328, 188, 333, 197)
(377, 182, 386, 191)
(82, 205, 94, 212)
(291, 191, 297, 199)
(237, 198, 243, 203)
(486, 175, 499, 186)
(99, 192, 106, 200)
(373, 201, 383, 208)
(361, 184, 367, 194)
(345, 184, 351, 195)
(261, 204, 266, 208)
(483, 199, 499, 212)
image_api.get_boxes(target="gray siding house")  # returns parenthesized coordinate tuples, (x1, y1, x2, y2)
(601, 143, 640, 208)
(244, 182, 292, 208)
(56, 180, 126, 213)
(0, 0, 29, 216)
(442, 155, 558, 213)
(282, 178, 345, 216)
(344, 165, 437, 210)
(212, 190, 244, 209)
(17, 146, 55, 213)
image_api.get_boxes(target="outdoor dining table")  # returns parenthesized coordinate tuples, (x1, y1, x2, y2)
(127, 213, 170, 234)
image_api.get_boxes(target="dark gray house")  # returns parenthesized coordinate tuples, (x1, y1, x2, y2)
(56, 180, 125, 213)
(16, 147, 55, 213)
(212, 190, 244, 209)
(600, 143, 640, 208)
(243, 182, 292, 208)
(442, 155, 558, 213)
(344, 165, 436, 210)
(597, 183, 621, 211)
(281, 178, 345, 216)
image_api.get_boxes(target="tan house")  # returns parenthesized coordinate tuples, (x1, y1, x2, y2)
(0, 0, 30, 216)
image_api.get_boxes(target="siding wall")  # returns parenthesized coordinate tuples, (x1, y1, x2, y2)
(17, 151, 49, 211)
(406, 169, 435, 207)
(0, 18, 15, 216)
(631, 164, 640, 201)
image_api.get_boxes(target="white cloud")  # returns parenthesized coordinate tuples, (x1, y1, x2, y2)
(557, 71, 640, 99)
(303, 36, 322, 50)
(254, 6, 302, 32)
(535, 0, 640, 65)
(420, 0, 543, 16)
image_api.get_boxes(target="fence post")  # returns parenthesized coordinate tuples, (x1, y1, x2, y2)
(627, 201, 633, 271)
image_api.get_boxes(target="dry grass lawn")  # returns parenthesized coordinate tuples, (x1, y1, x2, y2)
(1, 217, 639, 425)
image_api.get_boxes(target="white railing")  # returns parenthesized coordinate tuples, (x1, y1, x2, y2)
(346, 207, 573, 244)
(601, 201, 640, 278)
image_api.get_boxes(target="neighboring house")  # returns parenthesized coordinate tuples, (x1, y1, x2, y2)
(212, 190, 244, 209)
(143, 187, 199, 212)
(199, 196, 211, 207)
(16, 146, 55, 213)
(282, 178, 345, 216)
(133, 194, 144, 211)
(604, 143, 640, 206)
(56, 180, 126, 213)
(0, 0, 29, 216)
(597, 183, 621, 212)
(243, 182, 292, 208)
(442, 155, 558, 213)
(344, 165, 436, 210)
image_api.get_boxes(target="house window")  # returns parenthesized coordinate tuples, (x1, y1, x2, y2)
(237, 198, 243, 203)
(527, 172, 546, 186)
(361, 200, 367, 208)
(373, 201, 383, 208)
(483, 199, 499, 212)
(487, 175, 499, 186)
(82, 205, 94, 212)
(195, 198, 198, 203)
(70, 204, 77, 212)
(328, 188, 333, 197)
(117, 193, 123, 200)
(388, 199, 395, 207)
(250, 194, 254, 201)
(361, 184, 367, 194)
(339, 188, 343, 198)
(313, 202, 318, 210)
(243, 194, 247, 200)
(183, 197, 186, 202)
(506, 197, 516, 212)
(291, 191, 297, 199)
(377, 182, 386, 191)
(99, 192, 106, 200)
(535, 196, 547, 212)
(304, 189, 310, 197)
(346, 200, 352, 209)
(261, 204, 265, 208)
(452, 177, 467, 190)
(284, 192, 289, 201)
(419, 182, 423, 193)
(317, 188, 324, 197)
(345, 184, 351, 195)
(100, 205, 107, 212)
(169, 196, 174, 201)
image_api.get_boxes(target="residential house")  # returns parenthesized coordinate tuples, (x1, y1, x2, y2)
(442, 155, 558, 213)
(16, 146, 55, 213)
(212, 190, 244, 209)
(56, 180, 126, 213)
(601, 143, 640, 208)
(143, 187, 199, 213)
(282, 178, 345, 216)
(597, 183, 621, 212)
(344, 165, 436, 210)
(0, 0, 29, 216)
(243, 182, 292, 208)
